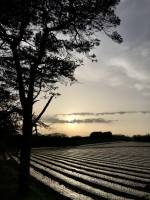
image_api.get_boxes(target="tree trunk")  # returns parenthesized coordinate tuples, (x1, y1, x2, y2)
(19, 112, 32, 195)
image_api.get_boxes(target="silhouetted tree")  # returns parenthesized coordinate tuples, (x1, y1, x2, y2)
(90, 131, 112, 140)
(90, 131, 103, 138)
(0, 0, 122, 193)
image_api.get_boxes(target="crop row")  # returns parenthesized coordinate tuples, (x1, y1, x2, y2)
(32, 143, 150, 199)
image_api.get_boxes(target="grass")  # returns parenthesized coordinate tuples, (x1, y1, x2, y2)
(0, 157, 70, 200)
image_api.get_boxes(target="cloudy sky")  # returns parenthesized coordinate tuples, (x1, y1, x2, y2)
(36, 0, 150, 136)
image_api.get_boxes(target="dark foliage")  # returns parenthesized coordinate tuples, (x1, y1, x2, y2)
(9, 132, 133, 149)
(90, 131, 112, 139)
(9, 132, 150, 151)
(0, 86, 20, 159)
(133, 134, 150, 142)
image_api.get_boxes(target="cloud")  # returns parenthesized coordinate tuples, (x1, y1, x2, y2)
(134, 83, 150, 91)
(143, 92, 150, 97)
(109, 58, 148, 82)
(73, 0, 150, 101)
(43, 116, 114, 124)
(118, 0, 150, 47)
(106, 52, 150, 95)
(57, 111, 150, 116)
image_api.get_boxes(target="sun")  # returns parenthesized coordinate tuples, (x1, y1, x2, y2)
(65, 115, 77, 129)
(67, 122, 77, 129)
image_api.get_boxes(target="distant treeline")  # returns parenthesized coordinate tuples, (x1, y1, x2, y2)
(6, 131, 150, 150)
(133, 134, 150, 142)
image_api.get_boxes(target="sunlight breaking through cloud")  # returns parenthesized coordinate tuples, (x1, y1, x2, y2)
(43, 117, 114, 124)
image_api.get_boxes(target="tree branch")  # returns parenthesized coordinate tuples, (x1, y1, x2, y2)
(33, 75, 43, 102)
(14, 19, 29, 47)
(33, 95, 55, 125)
(0, 23, 12, 44)
(47, 0, 76, 32)
(11, 47, 26, 108)
(27, 27, 49, 105)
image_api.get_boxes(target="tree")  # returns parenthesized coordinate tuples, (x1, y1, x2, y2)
(0, 0, 122, 194)
(90, 131, 112, 140)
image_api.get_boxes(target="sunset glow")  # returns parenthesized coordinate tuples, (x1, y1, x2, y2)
(37, 0, 150, 136)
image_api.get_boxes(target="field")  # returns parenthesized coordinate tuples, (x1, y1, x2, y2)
(31, 142, 150, 200)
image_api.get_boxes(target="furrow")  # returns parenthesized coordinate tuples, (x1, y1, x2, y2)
(32, 153, 150, 184)
(32, 154, 146, 190)
(31, 160, 134, 200)
(36, 153, 150, 180)
(44, 152, 150, 176)
(31, 157, 150, 199)
(31, 167, 94, 200)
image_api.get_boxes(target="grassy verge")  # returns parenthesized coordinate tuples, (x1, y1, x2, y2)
(0, 158, 70, 200)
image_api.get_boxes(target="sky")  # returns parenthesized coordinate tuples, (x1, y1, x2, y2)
(36, 0, 150, 137)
